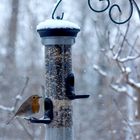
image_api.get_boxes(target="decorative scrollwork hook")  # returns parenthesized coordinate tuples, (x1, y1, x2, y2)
(88, 0, 140, 24)
(88, 0, 110, 13)
(109, 0, 133, 24)
(133, 0, 140, 19)
(52, 0, 64, 20)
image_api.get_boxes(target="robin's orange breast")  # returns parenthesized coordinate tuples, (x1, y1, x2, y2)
(32, 101, 40, 113)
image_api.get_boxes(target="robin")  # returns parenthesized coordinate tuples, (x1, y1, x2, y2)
(7, 95, 42, 124)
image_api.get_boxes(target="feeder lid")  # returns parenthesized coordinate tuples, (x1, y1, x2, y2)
(37, 19, 80, 37)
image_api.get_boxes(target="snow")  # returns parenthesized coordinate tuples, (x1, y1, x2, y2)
(125, 67, 131, 74)
(0, 105, 14, 112)
(16, 94, 22, 100)
(37, 19, 80, 30)
(93, 65, 107, 76)
(133, 96, 138, 101)
(129, 79, 140, 88)
(98, 94, 103, 98)
(118, 55, 140, 62)
(136, 135, 140, 139)
(111, 84, 127, 92)
(111, 130, 117, 134)
(129, 121, 140, 126)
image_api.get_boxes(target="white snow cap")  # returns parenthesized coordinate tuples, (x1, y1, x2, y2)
(37, 19, 80, 30)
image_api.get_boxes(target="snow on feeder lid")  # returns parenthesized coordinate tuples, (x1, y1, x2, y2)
(37, 19, 80, 45)
(37, 19, 80, 37)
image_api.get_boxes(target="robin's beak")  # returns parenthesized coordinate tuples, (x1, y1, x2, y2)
(38, 96, 42, 99)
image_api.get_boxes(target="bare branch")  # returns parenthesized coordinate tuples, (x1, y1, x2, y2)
(0, 77, 29, 112)
(110, 84, 137, 102)
(13, 77, 29, 112)
(129, 36, 139, 56)
(118, 55, 140, 63)
(114, 22, 130, 59)
(127, 78, 140, 93)
(0, 105, 14, 112)
(113, 98, 137, 140)
(0, 77, 32, 139)
(111, 84, 127, 93)
(93, 65, 107, 77)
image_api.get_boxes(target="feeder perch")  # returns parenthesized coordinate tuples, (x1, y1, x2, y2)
(26, 97, 53, 124)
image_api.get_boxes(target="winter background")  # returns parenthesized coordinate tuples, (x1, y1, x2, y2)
(0, 0, 140, 140)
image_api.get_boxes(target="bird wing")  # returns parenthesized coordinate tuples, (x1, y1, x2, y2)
(15, 101, 32, 116)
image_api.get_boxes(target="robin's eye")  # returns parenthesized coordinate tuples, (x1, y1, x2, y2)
(33, 96, 36, 99)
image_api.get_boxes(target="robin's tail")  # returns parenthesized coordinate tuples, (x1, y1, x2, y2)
(6, 115, 15, 125)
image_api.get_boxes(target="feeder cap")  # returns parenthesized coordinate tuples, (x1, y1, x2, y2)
(37, 19, 80, 37)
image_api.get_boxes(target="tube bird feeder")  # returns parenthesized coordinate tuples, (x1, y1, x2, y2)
(36, 19, 89, 140)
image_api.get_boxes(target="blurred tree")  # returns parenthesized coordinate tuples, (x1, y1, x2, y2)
(6, 0, 19, 68)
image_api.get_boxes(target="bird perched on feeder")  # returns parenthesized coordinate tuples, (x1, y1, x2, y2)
(7, 95, 42, 124)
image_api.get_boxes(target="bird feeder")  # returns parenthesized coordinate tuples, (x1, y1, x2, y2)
(29, 19, 89, 140)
